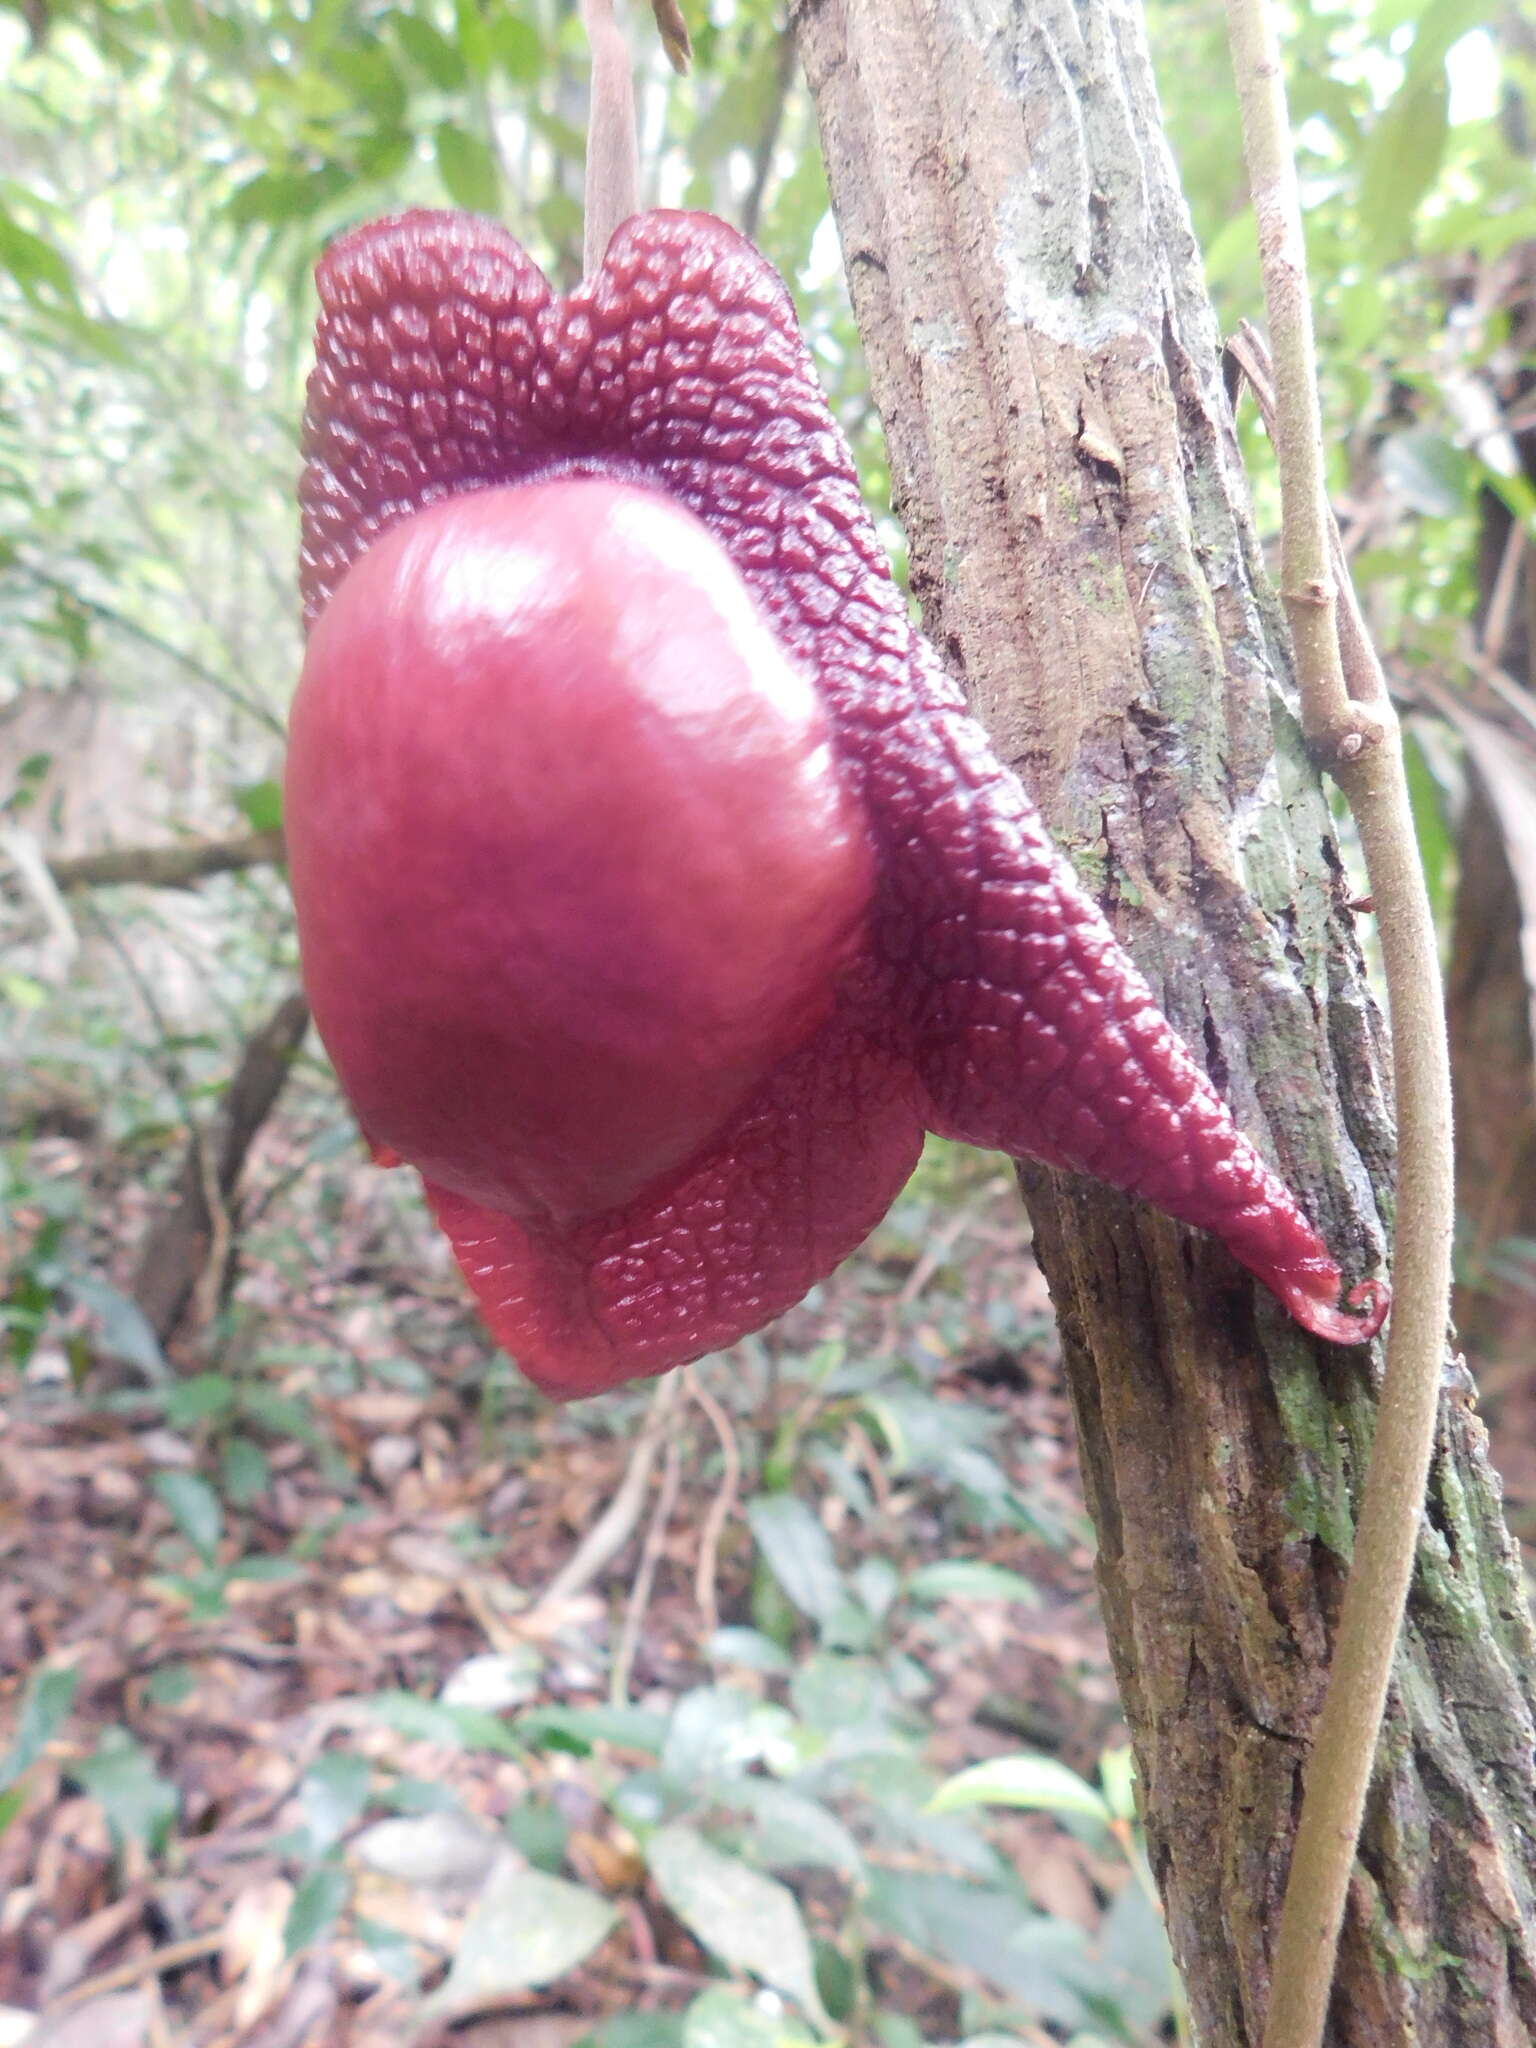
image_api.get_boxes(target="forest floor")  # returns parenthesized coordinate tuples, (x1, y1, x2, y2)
(0, 1131, 1144, 2047)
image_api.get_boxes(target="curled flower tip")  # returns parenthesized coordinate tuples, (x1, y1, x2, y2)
(1343, 1277, 1392, 1340)
(1272, 1270, 1392, 1346)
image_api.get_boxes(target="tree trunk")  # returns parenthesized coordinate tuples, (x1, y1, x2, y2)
(792, 2, 1536, 2040)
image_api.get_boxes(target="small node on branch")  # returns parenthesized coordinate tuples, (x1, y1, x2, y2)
(1305, 705, 1390, 776)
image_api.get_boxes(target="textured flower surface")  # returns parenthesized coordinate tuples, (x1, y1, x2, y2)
(288, 207, 1388, 1398)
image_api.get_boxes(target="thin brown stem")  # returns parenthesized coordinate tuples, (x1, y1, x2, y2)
(528, 1371, 683, 1616)
(611, 1426, 684, 1702)
(1480, 516, 1526, 667)
(687, 1365, 742, 1639)
(1224, 10, 1456, 2048)
(582, 0, 640, 277)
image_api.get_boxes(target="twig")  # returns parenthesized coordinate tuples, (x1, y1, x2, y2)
(188, 1127, 234, 1338)
(1224, 13, 1456, 2048)
(610, 1426, 684, 1702)
(49, 828, 285, 894)
(1470, 651, 1536, 741)
(582, 0, 640, 276)
(528, 1371, 684, 1614)
(145, 1973, 173, 2048)
(44, 1928, 225, 2012)
(686, 1365, 741, 1638)
(1480, 516, 1526, 669)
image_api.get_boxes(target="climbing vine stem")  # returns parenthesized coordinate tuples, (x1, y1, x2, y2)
(1223, 4, 1456, 2046)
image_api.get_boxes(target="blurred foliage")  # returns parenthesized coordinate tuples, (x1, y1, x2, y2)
(1159, 0, 1532, 582)
(0, 0, 1533, 2038)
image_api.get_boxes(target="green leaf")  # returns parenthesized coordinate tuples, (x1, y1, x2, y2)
(503, 1797, 569, 1874)
(790, 1651, 900, 1745)
(165, 1372, 237, 1428)
(145, 1664, 197, 1708)
(661, 1686, 793, 1783)
(390, 10, 465, 88)
(298, 1750, 372, 1857)
(490, 13, 543, 81)
(518, 1703, 668, 1755)
(729, 1780, 864, 1880)
(234, 778, 283, 833)
(587, 2015, 686, 2048)
(864, 1870, 1093, 2028)
(427, 1857, 619, 2018)
(747, 1495, 842, 1626)
(364, 1690, 522, 1754)
(435, 122, 500, 212)
(74, 1730, 178, 1853)
(1358, 67, 1449, 263)
(67, 1272, 170, 1383)
(1378, 428, 1471, 519)
(708, 1626, 793, 1674)
(353, 1809, 499, 1888)
(238, 1385, 319, 1442)
(221, 1435, 270, 1506)
(454, 0, 494, 75)
(681, 1987, 817, 2048)
(1400, 0, 1490, 87)
(1, 971, 47, 1013)
(646, 1824, 830, 2026)
(284, 1861, 351, 1953)
(1097, 1745, 1138, 1825)
(1096, 1878, 1178, 2035)
(928, 1752, 1111, 1822)
(0, 1663, 79, 1790)
(0, 205, 79, 305)
(152, 1470, 223, 1565)
(906, 1560, 1040, 1606)
(225, 164, 350, 229)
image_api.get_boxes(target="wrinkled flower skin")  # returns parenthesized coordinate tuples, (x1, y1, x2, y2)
(290, 206, 1389, 1398)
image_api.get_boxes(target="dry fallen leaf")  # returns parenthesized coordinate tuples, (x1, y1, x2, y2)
(221, 1876, 295, 2029)
(30, 1991, 150, 2048)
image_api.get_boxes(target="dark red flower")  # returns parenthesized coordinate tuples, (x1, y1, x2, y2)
(287, 209, 1388, 1398)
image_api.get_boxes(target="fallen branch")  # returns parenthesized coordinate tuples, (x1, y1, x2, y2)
(48, 827, 285, 893)
(44, 1928, 225, 2013)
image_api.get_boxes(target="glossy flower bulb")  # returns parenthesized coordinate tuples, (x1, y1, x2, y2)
(286, 478, 875, 1224)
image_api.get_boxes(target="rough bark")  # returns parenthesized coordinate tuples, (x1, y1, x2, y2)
(792, 2, 1536, 2040)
